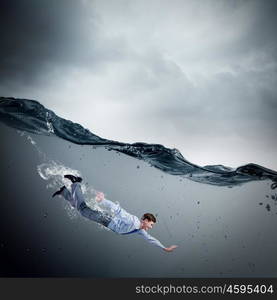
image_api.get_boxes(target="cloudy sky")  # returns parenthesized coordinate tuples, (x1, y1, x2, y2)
(1, 0, 277, 169)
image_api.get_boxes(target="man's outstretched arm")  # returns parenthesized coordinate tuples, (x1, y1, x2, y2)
(138, 230, 178, 252)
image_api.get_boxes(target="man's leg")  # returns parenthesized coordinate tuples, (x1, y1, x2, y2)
(71, 182, 112, 227)
(78, 202, 112, 227)
(59, 186, 75, 207)
(59, 183, 86, 208)
(71, 182, 86, 209)
(60, 186, 73, 201)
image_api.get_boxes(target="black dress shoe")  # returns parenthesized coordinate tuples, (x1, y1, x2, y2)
(64, 174, 83, 183)
(52, 185, 66, 198)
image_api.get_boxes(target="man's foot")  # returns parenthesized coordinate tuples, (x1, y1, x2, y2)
(64, 174, 82, 183)
(52, 185, 66, 198)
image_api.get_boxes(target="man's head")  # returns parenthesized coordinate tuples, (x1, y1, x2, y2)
(140, 213, 156, 231)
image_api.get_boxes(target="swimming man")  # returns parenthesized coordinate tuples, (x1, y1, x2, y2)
(52, 174, 178, 252)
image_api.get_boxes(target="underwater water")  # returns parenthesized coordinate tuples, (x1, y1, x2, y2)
(0, 97, 277, 277)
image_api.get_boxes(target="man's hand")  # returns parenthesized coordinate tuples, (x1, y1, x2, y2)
(95, 191, 105, 202)
(163, 245, 178, 252)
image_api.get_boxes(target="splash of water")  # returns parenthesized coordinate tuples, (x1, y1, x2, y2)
(36, 159, 111, 225)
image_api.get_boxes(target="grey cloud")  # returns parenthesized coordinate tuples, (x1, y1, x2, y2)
(141, 65, 277, 140)
(0, 0, 99, 88)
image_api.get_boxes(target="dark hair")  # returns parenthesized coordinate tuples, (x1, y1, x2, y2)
(142, 213, 156, 223)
